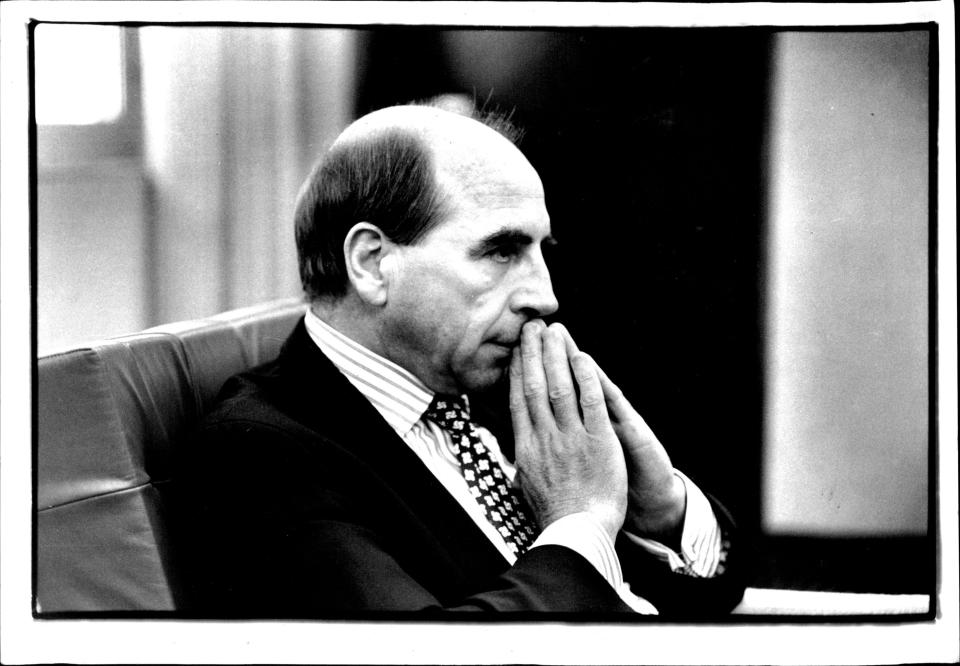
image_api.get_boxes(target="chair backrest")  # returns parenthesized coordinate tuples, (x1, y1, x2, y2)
(36, 298, 307, 613)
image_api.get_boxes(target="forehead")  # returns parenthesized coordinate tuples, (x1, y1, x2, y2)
(429, 133, 551, 242)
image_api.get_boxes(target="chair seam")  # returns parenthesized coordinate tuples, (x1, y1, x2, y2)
(38, 479, 164, 513)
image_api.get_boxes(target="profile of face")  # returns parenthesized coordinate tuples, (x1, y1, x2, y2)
(379, 119, 559, 395)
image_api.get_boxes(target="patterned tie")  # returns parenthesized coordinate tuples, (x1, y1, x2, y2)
(424, 394, 537, 556)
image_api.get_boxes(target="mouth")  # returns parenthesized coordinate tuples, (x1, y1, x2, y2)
(486, 339, 518, 364)
(488, 342, 515, 357)
(488, 337, 519, 350)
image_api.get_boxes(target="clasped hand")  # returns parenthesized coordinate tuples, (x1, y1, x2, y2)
(510, 320, 686, 545)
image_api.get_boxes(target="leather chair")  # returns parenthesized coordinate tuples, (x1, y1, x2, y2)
(36, 298, 307, 613)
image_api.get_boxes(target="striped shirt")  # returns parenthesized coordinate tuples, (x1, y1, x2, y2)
(305, 309, 724, 613)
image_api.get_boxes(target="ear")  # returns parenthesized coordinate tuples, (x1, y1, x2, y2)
(343, 222, 393, 306)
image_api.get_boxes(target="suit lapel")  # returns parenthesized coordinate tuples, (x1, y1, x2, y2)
(266, 319, 510, 582)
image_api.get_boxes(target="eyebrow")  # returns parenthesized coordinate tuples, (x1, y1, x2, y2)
(469, 229, 558, 257)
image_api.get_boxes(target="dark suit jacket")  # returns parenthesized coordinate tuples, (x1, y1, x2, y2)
(174, 319, 747, 618)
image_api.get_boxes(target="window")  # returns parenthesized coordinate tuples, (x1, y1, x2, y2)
(34, 24, 141, 167)
(35, 24, 124, 126)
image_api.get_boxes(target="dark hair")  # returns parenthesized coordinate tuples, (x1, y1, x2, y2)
(294, 105, 523, 300)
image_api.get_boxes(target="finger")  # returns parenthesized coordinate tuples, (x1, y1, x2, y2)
(542, 325, 579, 430)
(570, 352, 611, 434)
(594, 361, 630, 419)
(551, 322, 581, 358)
(520, 320, 553, 429)
(550, 320, 619, 411)
(552, 322, 585, 407)
(595, 363, 659, 444)
(554, 323, 624, 419)
(508, 346, 533, 441)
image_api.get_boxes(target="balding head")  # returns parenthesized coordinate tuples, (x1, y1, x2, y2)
(331, 103, 522, 156)
(294, 104, 526, 301)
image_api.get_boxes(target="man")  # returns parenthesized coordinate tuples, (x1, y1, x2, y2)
(176, 104, 746, 616)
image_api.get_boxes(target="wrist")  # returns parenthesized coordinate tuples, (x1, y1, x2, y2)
(533, 495, 626, 542)
(624, 473, 686, 545)
(591, 503, 627, 543)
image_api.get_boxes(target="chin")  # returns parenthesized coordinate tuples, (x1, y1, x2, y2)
(459, 364, 508, 395)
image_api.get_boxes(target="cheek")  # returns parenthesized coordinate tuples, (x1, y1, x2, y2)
(390, 273, 469, 354)
(392, 256, 508, 366)
(448, 297, 510, 368)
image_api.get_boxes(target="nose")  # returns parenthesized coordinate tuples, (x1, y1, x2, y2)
(511, 248, 559, 318)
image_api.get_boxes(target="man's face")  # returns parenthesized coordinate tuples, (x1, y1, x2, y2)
(380, 141, 558, 395)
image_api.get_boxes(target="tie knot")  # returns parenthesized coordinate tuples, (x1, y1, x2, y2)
(424, 394, 469, 431)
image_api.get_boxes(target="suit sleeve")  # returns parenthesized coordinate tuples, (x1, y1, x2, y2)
(172, 418, 636, 616)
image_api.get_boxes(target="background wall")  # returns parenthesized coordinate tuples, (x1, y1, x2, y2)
(763, 31, 929, 537)
(37, 160, 149, 347)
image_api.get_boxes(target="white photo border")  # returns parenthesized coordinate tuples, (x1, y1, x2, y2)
(2, 2, 956, 664)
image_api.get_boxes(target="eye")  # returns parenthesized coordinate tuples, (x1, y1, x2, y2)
(486, 243, 521, 263)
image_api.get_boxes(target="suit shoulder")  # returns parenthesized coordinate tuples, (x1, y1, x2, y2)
(199, 360, 297, 431)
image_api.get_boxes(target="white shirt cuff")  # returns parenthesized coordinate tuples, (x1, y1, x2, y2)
(531, 512, 658, 614)
(623, 470, 726, 577)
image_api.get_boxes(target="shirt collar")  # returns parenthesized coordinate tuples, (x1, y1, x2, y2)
(304, 308, 437, 436)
